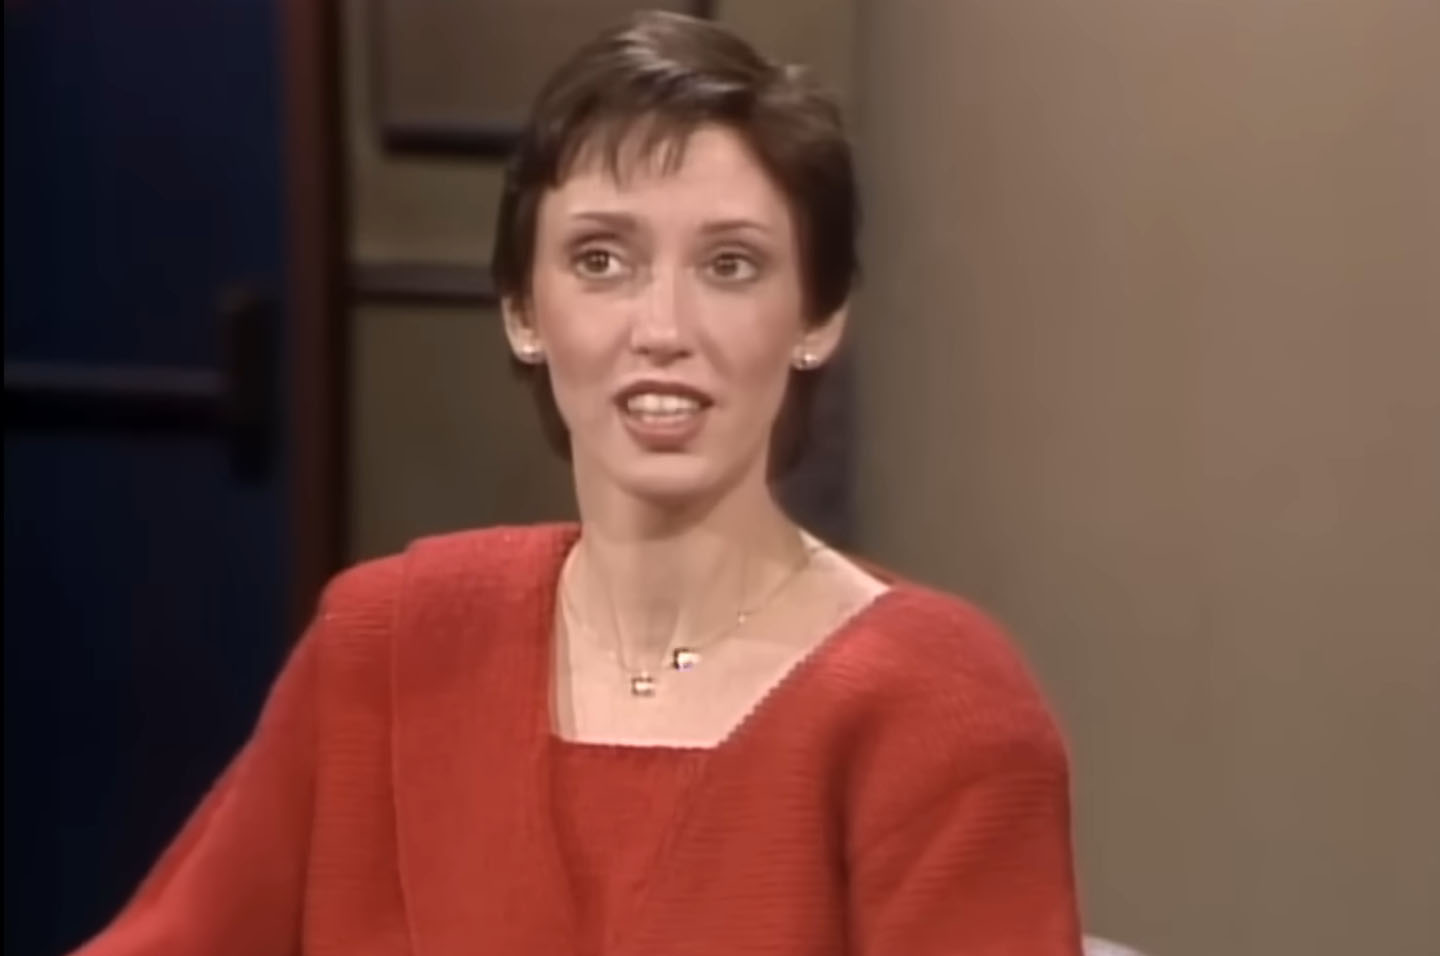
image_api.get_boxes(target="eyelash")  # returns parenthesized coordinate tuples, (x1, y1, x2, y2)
(570, 245, 628, 281)
(705, 250, 763, 283)
(565, 243, 766, 285)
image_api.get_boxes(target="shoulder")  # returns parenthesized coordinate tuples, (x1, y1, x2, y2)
(313, 522, 578, 636)
(836, 585, 1071, 833)
(843, 585, 1062, 743)
(400, 522, 576, 568)
(295, 524, 574, 715)
(319, 523, 577, 609)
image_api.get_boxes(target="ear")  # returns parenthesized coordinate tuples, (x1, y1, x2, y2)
(502, 296, 545, 364)
(792, 302, 848, 370)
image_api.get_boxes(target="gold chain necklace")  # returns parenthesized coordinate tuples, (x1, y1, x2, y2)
(561, 539, 822, 698)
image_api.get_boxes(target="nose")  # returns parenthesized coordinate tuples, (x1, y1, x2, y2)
(628, 264, 692, 362)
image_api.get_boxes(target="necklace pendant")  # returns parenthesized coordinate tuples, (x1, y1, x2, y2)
(630, 673, 657, 697)
(671, 647, 700, 671)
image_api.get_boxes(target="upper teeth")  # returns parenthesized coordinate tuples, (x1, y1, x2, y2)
(626, 393, 700, 415)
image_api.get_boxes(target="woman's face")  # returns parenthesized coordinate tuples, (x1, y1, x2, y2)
(506, 124, 842, 507)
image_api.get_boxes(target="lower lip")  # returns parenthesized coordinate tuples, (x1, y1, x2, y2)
(618, 404, 708, 450)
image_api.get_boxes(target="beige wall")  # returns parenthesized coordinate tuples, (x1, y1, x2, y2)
(852, 2, 1440, 954)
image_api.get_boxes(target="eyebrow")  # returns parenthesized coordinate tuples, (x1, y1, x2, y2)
(697, 218, 775, 238)
(564, 211, 774, 238)
(566, 211, 641, 234)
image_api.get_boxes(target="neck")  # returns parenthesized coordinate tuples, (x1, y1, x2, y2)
(567, 461, 807, 671)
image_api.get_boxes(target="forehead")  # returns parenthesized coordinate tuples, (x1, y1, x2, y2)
(540, 124, 794, 235)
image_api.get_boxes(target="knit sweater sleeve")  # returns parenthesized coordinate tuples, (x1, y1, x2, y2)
(67, 584, 338, 956)
(845, 596, 1084, 955)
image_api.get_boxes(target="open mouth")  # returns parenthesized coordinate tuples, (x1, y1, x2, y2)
(614, 382, 714, 446)
(622, 391, 705, 423)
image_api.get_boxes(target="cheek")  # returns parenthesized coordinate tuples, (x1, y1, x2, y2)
(730, 342, 795, 409)
(709, 293, 803, 394)
(531, 289, 618, 393)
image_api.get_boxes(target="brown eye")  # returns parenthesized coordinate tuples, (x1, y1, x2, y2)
(706, 252, 760, 283)
(573, 248, 626, 280)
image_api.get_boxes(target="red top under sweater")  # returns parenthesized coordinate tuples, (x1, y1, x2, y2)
(72, 523, 1084, 955)
(550, 740, 706, 953)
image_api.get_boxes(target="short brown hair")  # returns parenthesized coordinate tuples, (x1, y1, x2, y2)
(492, 10, 859, 471)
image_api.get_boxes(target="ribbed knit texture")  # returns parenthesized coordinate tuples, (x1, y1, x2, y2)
(72, 523, 1083, 955)
(550, 740, 706, 953)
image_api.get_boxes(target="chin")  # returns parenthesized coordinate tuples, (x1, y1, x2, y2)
(611, 453, 732, 506)
(572, 426, 769, 512)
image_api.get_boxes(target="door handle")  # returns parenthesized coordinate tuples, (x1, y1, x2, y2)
(4, 285, 278, 481)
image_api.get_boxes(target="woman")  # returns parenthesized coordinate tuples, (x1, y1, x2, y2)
(76, 11, 1081, 955)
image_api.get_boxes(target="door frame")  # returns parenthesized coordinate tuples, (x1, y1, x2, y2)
(281, 0, 349, 633)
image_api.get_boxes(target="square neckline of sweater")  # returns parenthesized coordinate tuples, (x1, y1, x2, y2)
(543, 577, 908, 754)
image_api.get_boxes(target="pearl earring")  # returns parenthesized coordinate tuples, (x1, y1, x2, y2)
(792, 350, 820, 370)
(517, 342, 545, 364)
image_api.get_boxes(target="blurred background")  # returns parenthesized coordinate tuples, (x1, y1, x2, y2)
(4, 2, 1437, 954)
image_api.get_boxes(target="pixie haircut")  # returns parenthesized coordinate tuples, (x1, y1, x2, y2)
(492, 10, 859, 469)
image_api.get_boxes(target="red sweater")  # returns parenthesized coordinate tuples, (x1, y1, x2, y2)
(74, 524, 1083, 955)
